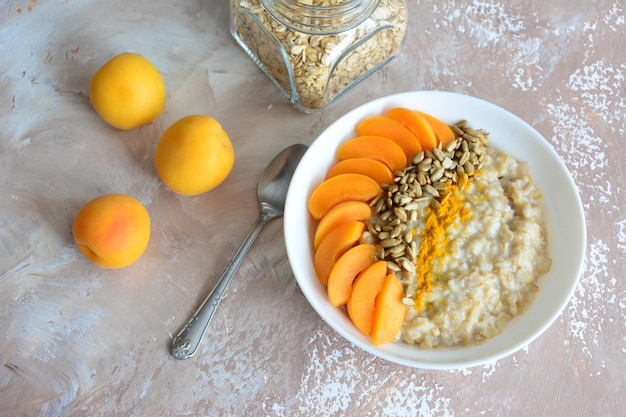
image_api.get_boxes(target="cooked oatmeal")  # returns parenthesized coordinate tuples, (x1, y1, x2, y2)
(397, 148, 552, 348)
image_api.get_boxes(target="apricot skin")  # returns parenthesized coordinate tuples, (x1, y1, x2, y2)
(308, 173, 381, 219)
(89, 52, 165, 130)
(155, 115, 235, 196)
(72, 194, 151, 269)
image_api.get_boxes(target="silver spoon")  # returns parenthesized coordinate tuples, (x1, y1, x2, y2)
(170, 143, 308, 360)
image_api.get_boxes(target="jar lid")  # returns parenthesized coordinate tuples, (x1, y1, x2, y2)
(260, 0, 381, 35)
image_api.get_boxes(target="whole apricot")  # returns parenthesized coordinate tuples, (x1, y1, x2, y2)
(155, 115, 235, 196)
(89, 52, 165, 130)
(72, 194, 151, 269)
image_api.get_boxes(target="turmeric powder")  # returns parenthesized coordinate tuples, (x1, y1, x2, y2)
(414, 185, 471, 311)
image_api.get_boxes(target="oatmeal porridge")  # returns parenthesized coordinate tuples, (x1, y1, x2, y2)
(397, 148, 552, 348)
(359, 120, 553, 348)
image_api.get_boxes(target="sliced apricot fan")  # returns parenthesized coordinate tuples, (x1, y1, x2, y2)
(415, 111, 455, 148)
(347, 260, 388, 334)
(308, 173, 381, 220)
(313, 200, 372, 251)
(336, 136, 407, 173)
(327, 244, 377, 307)
(314, 220, 365, 285)
(326, 158, 394, 186)
(371, 273, 407, 346)
(355, 116, 423, 158)
(386, 107, 437, 151)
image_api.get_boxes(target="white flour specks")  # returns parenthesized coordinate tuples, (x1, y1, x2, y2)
(294, 330, 455, 416)
(545, 100, 607, 185)
(617, 219, 626, 254)
(567, 239, 609, 354)
(601, 1, 625, 31)
(376, 378, 452, 417)
(432, 0, 546, 91)
(568, 61, 626, 130)
(446, 361, 500, 383)
(296, 330, 364, 415)
(543, 2, 625, 365)
(444, 1, 526, 47)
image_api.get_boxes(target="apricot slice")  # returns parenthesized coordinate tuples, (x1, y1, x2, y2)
(314, 220, 365, 285)
(308, 173, 382, 220)
(415, 111, 455, 148)
(336, 136, 407, 173)
(326, 158, 394, 186)
(371, 274, 407, 346)
(347, 260, 388, 334)
(356, 116, 422, 158)
(327, 244, 377, 307)
(386, 108, 437, 151)
(313, 201, 372, 251)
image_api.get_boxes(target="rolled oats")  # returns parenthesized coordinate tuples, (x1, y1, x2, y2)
(230, 0, 407, 111)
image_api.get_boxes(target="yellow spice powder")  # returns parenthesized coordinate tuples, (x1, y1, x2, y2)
(414, 185, 471, 311)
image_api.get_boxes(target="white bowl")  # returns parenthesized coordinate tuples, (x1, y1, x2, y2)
(284, 91, 586, 369)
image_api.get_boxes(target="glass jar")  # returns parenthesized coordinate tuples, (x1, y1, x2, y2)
(230, 0, 407, 112)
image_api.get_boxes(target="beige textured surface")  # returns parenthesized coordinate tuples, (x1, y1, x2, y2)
(0, 1, 624, 416)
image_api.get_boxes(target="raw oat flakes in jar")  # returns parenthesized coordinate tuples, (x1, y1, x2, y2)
(230, 0, 407, 112)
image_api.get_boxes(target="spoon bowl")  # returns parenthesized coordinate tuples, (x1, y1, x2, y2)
(171, 143, 308, 359)
(258, 145, 308, 218)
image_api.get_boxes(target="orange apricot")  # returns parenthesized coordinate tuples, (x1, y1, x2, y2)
(313, 201, 372, 251)
(371, 274, 407, 346)
(347, 260, 388, 334)
(356, 116, 422, 158)
(327, 244, 377, 307)
(386, 108, 437, 151)
(336, 136, 407, 172)
(155, 115, 235, 196)
(314, 221, 365, 285)
(308, 173, 381, 220)
(415, 111, 455, 148)
(326, 158, 394, 186)
(72, 194, 151, 269)
(89, 52, 165, 130)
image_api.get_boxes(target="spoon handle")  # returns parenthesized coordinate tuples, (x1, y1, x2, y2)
(170, 212, 273, 359)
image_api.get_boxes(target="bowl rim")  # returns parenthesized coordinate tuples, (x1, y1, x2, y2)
(284, 90, 586, 369)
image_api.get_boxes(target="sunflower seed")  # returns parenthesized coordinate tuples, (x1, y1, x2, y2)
(376, 244, 385, 260)
(433, 147, 446, 162)
(377, 231, 391, 240)
(430, 167, 444, 182)
(423, 184, 439, 197)
(442, 157, 456, 169)
(445, 139, 459, 153)
(404, 201, 419, 211)
(392, 222, 406, 237)
(394, 207, 408, 222)
(399, 257, 415, 272)
(402, 297, 415, 306)
(381, 238, 401, 248)
(433, 181, 448, 191)
(412, 152, 425, 164)
(389, 243, 406, 255)
(361, 231, 376, 244)
(387, 261, 401, 272)
(459, 151, 470, 167)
